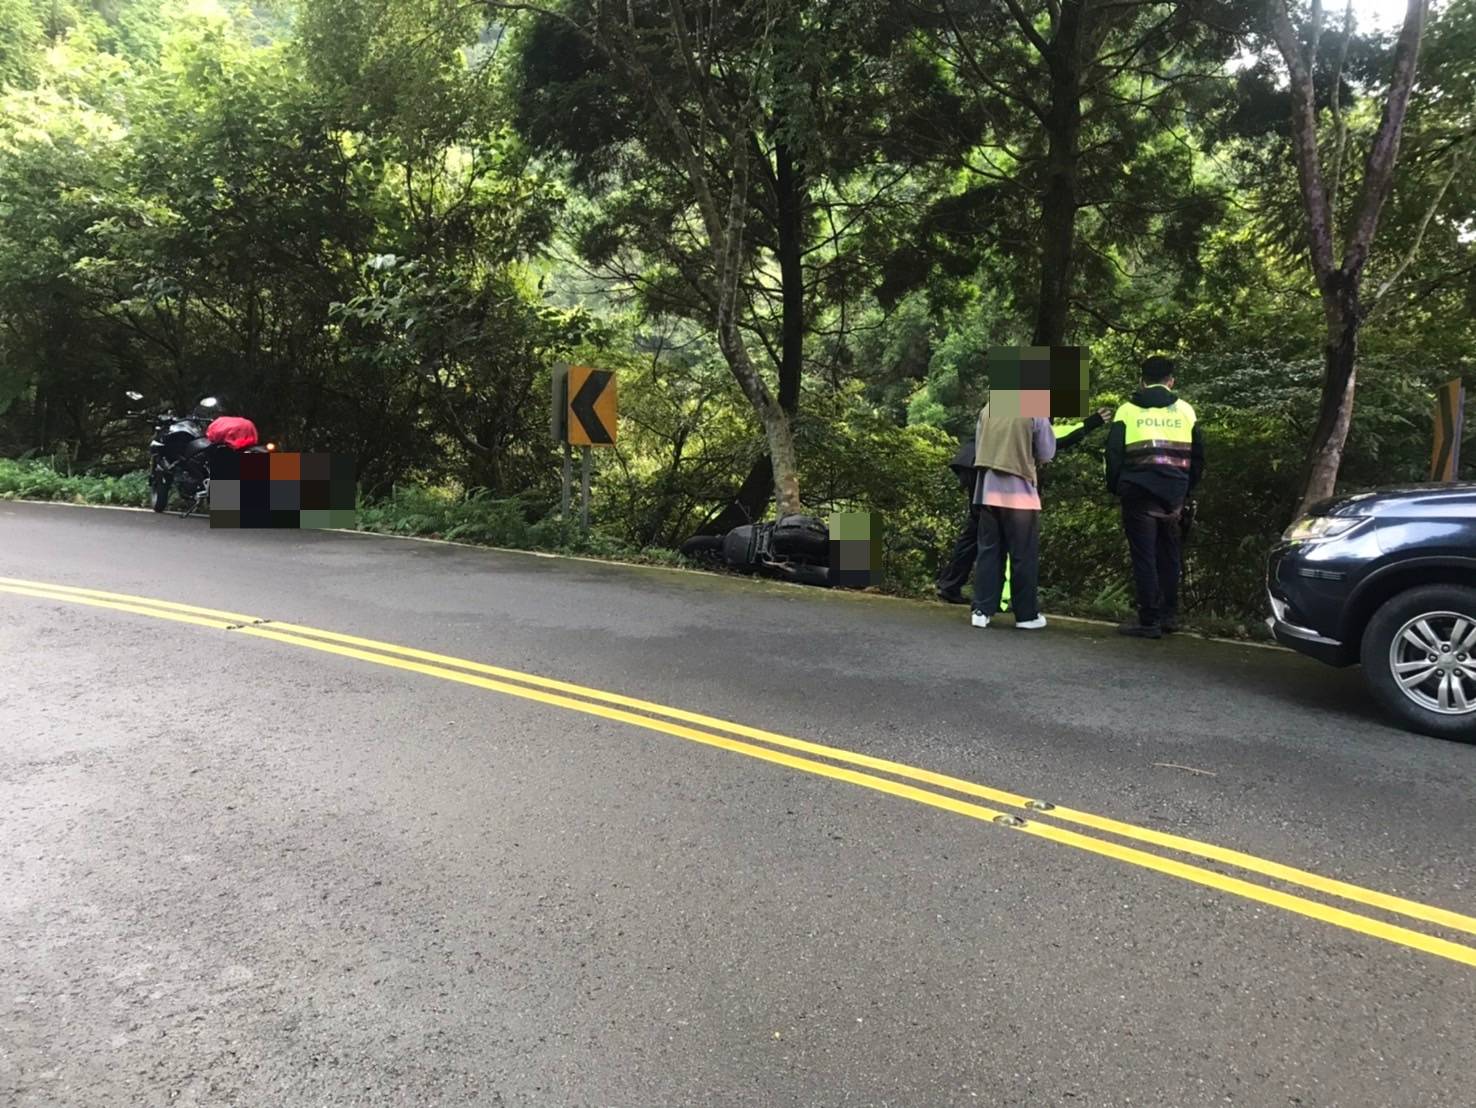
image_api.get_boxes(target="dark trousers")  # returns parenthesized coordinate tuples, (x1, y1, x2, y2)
(937, 505, 980, 595)
(973, 506, 1039, 619)
(938, 504, 1010, 603)
(1121, 494, 1182, 625)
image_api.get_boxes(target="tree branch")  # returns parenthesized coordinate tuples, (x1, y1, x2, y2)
(1327, 0, 1354, 220)
(937, 0, 1049, 123)
(1268, 0, 1336, 283)
(1001, 0, 1052, 57)
(1343, 0, 1429, 277)
(1369, 146, 1466, 312)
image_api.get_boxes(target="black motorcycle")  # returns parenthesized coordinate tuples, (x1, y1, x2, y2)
(679, 514, 832, 586)
(128, 392, 266, 518)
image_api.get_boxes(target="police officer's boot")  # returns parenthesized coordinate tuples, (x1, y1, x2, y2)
(1117, 607, 1163, 639)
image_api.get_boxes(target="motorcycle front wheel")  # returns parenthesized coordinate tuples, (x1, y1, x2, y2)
(150, 475, 170, 513)
(678, 535, 725, 562)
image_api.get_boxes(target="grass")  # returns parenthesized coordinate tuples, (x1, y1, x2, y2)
(353, 483, 685, 567)
(0, 457, 1272, 640)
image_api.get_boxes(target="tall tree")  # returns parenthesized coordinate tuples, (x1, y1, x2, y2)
(1266, 0, 1431, 513)
(905, 0, 1243, 346)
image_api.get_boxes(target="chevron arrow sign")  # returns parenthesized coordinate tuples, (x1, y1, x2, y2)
(567, 366, 617, 447)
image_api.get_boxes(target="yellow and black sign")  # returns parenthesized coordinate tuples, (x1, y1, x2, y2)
(1429, 379, 1465, 482)
(567, 365, 617, 447)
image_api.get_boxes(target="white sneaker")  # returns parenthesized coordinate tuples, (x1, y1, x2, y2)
(970, 612, 990, 629)
(1015, 615, 1047, 630)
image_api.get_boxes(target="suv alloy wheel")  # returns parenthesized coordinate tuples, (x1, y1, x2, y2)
(1361, 584, 1476, 742)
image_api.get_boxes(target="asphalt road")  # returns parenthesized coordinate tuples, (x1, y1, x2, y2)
(2, 500, 1473, 1108)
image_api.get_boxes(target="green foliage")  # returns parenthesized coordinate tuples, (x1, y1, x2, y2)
(335, 479, 673, 561)
(585, 320, 761, 546)
(0, 457, 150, 504)
(0, 0, 43, 88)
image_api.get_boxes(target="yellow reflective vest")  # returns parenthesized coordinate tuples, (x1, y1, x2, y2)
(1114, 392, 1196, 476)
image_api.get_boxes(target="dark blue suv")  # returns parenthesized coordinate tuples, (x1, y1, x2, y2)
(1267, 484, 1476, 742)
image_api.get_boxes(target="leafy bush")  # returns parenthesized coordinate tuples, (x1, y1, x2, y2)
(0, 458, 150, 505)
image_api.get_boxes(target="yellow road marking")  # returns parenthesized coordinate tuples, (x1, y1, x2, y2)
(4, 577, 1476, 969)
(7, 577, 1473, 941)
(0, 584, 240, 632)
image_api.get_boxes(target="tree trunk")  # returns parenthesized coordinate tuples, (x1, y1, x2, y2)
(1298, 279, 1361, 515)
(775, 142, 804, 414)
(699, 141, 806, 534)
(760, 396, 803, 516)
(700, 455, 774, 535)
(1032, 12, 1083, 347)
(714, 303, 803, 516)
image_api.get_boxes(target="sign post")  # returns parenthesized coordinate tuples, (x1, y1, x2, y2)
(1430, 379, 1465, 483)
(551, 364, 617, 534)
(581, 447, 591, 531)
(562, 443, 573, 522)
(552, 364, 572, 522)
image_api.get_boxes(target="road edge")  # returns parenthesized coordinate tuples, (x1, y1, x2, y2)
(3, 497, 1291, 653)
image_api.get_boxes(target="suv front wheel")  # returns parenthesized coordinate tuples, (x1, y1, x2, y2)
(1362, 584, 1476, 742)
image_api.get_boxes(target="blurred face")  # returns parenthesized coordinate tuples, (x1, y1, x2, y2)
(1020, 390, 1051, 418)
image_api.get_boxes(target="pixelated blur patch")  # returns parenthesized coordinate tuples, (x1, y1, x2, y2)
(269, 476, 301, 511)
(241, 452, 271, 481)
(828, 512, 882, 589)
(985, 346, 1090, 420)
(270, 451, 301, 480)
(210, 479, 241, 512)
(210, 452, 356, 529)
(213, 451, 241, 480)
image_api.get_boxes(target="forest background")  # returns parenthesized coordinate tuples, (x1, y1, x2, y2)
(1, 0, 1472, 627)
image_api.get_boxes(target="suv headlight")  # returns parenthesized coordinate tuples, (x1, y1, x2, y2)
(1282, 516, 1364, 543)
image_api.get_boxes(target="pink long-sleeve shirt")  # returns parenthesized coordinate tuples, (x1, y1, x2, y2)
(971, 418, 1057, 510)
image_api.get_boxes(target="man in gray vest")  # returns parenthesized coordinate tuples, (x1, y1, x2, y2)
(968, 401, 1058, 629)
(938, 408, 1109, 605)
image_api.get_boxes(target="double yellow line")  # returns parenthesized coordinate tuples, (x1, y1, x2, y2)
(4, 574, 1475, 969)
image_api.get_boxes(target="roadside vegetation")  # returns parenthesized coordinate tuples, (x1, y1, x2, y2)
(1, 454, 1267, 637)
(1, 0, 1472, 635)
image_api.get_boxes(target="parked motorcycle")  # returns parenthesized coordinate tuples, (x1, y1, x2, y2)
(126, 392, 271, 518)
(679, 514, 831, 586)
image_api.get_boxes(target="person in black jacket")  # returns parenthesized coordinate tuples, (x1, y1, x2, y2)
(936, 407, 1111, 604)
(1105, 356, 1206, 638)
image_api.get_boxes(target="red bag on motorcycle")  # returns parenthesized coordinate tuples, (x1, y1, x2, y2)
(205, 416, 259, 450)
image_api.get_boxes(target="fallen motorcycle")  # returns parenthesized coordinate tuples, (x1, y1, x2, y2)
(679, 514, 831, 587)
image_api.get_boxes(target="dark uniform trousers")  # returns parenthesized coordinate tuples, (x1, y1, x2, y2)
(1121, 491, 1182, 626)
(937, 505, 980, 596)
(937, 505, 1008, 602)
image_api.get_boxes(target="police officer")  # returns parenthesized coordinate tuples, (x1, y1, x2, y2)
(1106, 356, 1205, 638)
